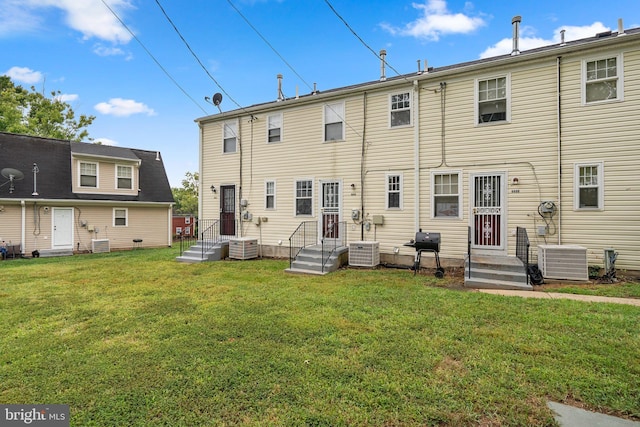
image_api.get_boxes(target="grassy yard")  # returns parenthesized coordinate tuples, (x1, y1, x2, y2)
(1, 248, 638, 426)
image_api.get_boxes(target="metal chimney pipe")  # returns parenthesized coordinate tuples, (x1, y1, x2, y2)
(560, 29, 566, 46)
(417, 59, 422, 74)
(277, 74, 284, 101)
(379, 49, 387, 81)
(511, 16, 522, 56)
(618, 18, 625, 36)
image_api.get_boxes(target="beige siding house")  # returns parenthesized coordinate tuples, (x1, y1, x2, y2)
(0, 133, 174, 257)
(196, 25, 640, 279)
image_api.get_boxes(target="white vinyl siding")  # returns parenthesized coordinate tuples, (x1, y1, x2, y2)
(113, 208, 128, 227)
(223, 121, 237, 153)
(583, 55, 623, 104)
(80, 162, 98, 188)
(116, 165, 133, 189)
(574, 162, 604, 210)
(385, 173, 402, 209)
(390, 92, 411, 127)
(431, 172, 461, 218)
(476, 75, 510, 124)
(267, 113, 282, 143)
(324, 102, 344, 141)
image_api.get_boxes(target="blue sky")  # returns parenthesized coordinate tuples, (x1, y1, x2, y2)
(2, 0, 638, 187)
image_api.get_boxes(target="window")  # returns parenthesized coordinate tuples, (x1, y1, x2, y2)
(386, 173, 402, 209)
(295, 179, 313, 215)
(114, 208, 128, 226)
(324, 102, 344, 141)
(432, 172, 461, 218)
(390, 92, 411, 127)
(584, 55, 623, 104)
(265, 180, 276, 209)
(575, 162, 604, 210)
(267, 113, 282, 143)
(116, 165, 133, 189)
(185, 217, 191, 225)
(477, 75, 509, 124)
(184, 227, 191, 235)
(176, 227, 182, 235)
(223, 121, 237, 153)
(80, 162, 97, 187)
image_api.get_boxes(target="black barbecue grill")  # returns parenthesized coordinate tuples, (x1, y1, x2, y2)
(404, 230, 445, 278)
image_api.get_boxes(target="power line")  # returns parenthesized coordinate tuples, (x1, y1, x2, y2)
(99, 0, 208, 115)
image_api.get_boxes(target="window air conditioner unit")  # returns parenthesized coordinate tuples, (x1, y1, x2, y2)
(537, 244, 588, 281)
(349, 241, 380, 267)
(92, 239, 110, 254)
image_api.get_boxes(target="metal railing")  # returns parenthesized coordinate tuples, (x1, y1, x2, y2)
(516, 226, 530, 286)
(198, 219, 220, 259)
(467, 226, 472, 279)
(321, 221, 347, 273)
(289, 221, 318, 269)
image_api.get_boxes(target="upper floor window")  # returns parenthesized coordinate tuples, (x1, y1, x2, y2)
(80, 162, 97, 187)
(390, 92, 411, 127)
(267, 113, 282, 143)
(185, 217, 191, 225)
(583, 55, 623, 104)
(324, 102, 344, 141)
(432, 172, 461, 218)
(265, 180, 276, 209)
(295, 179, 313, 216)
(574, 162, 604, 210)
(223, 121, 237, 153)
(477, 75, 509, 124)
(386, 173, 402, 209)
(116, 165, 133, 189)
(114, 208, 128, 226)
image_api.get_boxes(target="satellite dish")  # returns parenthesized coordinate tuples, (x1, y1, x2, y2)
(212, 93, 223, 106)
(1, 168, 24, 181)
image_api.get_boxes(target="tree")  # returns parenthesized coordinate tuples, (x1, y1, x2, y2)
(172, 171, 199, 216)
(0, 75, 95, 141)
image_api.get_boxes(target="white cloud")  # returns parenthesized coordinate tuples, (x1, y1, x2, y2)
(5, 66, 43, 84)
(55, 93, 79, 102)
(480, 22, 611, 58)
(94, 98, 156, 117)
(0, 0, 42, 36)
(381, 0, 485, 41)
(94, 137, 119, 146)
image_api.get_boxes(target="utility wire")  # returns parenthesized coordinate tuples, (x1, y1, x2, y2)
(323, 0, 408, 80)
(100, 0, 208, 115)
(154, 0, 250, 114)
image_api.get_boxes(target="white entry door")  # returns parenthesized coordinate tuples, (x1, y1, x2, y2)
(471, 173, 506, 252)
(319, 180, 341, 242)
(53, 208, 74, 248)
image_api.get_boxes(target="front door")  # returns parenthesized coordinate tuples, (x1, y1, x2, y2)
(320, 180, 341, 240)
(52, 207, 73, 248)
(471, 173, 505, 252)
(220, 185, 236, 236)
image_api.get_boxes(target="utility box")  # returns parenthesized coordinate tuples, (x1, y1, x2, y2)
(229, 238, 258, 260)
(372, 215, 384, 225)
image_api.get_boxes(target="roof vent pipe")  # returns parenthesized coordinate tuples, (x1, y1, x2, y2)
(417, 59, 422, 74)
(618, 18, 625, 36)
(560, 29, 566, 46)
(277, 74, 284, 101)
(379, 49, 387, 81)
(511, 15, 522, 56)
(424, 59, 428, 74)
(312, 82, 318, 95)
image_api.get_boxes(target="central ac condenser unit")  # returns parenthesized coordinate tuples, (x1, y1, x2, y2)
(537, 244, 588, 281)
(349, 241, 380, 267)
(92, 239, 110, 253)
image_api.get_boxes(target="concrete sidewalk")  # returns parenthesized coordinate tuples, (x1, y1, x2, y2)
(477, 289, 640, 306)
(548, 402, 640, 427)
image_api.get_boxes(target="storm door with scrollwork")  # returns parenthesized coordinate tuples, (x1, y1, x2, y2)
(471, 174, 505, 250)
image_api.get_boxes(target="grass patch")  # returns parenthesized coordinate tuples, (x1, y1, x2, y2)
(1, 248, 639, 426)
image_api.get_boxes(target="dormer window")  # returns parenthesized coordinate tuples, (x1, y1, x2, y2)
(117, 165, 133, 189)
(80, 162, 97, 187)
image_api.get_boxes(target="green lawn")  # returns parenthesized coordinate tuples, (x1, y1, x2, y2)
(1, 248, 638, 426)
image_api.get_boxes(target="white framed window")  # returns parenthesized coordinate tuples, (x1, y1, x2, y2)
(390, 92, 411, 127)
(79, 162, 98, 188)
(583, 54, 623, 104)
(184, 227, 191, 235)
(295, 179, 313, 216)
(385, 173, 403, 209)
(432, 171, 462, 218)
(185, 217, 191, 225)
(265, 180, 276, 209)
(176, 226, 182, 235)
(574, 162, 604, 210)
(476, 74, 510, 124)
(267, 113, 282, 143)
(113, 208, 128, 227)
(116, 165, 133, 189)
(223, 121, 237, 153)
(324, 102, 344, 141)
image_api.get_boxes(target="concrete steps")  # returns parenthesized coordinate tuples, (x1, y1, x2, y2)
(285, 245, 348, 275)
(176, 241, 229, 263)
(465, 254, 532, 290)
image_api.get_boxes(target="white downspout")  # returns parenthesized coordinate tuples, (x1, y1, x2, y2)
(413, 80, 420, 232)
(21, 200, 26, 255)
(198, 124, 204, 221)
(556, 56, 562, 244)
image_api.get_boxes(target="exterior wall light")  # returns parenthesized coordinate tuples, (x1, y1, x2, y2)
(210, 185, 217, 193)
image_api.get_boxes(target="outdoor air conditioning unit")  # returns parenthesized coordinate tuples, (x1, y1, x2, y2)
(538, 244, 588, 281)
(349, 241, 380, 267)
(92, 239, 110, 254)
(229, 238, 258, 260)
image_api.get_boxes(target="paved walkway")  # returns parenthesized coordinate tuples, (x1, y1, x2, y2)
(477, 289, 640, 306)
